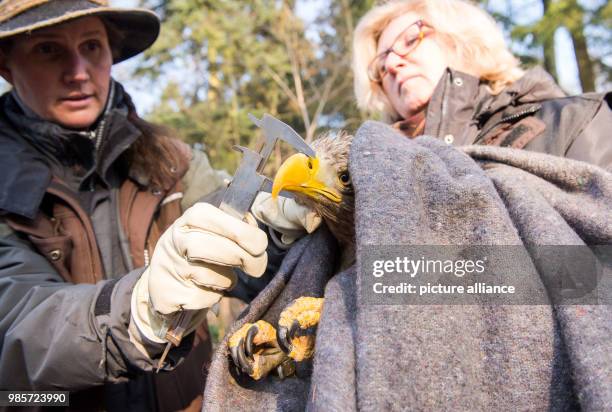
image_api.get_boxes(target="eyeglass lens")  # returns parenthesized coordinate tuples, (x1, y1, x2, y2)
(369, 21, 424, 82)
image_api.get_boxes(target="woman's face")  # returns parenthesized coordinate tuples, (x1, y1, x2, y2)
(0, 16, 112, 129)
(376, 12, 449, 120)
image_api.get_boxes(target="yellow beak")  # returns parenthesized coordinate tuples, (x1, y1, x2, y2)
(272, 153, 341, 203)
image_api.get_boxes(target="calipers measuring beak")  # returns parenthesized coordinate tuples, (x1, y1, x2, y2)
(156, 114, 316, 371)
(218, 113, 316, 218)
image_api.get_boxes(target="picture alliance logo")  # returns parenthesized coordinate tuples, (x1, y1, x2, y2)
(372, 281, 515, 295)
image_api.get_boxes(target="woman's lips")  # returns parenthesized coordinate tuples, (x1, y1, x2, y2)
(397, 75, 419, 96)
(60, 95, 94, 109)
(397, 77, 411, 94)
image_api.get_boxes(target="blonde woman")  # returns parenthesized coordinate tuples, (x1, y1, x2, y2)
(353, 0, 611, 169)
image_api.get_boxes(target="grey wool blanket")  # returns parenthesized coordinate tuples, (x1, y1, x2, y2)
(203, 121, 611, 411)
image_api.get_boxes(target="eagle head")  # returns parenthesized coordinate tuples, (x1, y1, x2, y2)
(272, 130, 354, 247)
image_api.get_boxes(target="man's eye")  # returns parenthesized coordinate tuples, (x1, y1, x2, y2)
(83, 40, 101, 51)
(35, 43, 60, 55)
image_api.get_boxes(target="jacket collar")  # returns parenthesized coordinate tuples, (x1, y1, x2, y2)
(422, 67, 566, 145)
(423, 68, 483, 143)
(0, 81, 141, 219)
(473, 66, 565, 125)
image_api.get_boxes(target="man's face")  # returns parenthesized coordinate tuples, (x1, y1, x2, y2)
(0, 16, 113, 129)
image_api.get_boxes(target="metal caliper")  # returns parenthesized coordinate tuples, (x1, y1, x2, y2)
(156, 114, 315, 371)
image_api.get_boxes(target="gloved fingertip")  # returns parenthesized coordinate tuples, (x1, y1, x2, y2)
(243, 253, 268, 278)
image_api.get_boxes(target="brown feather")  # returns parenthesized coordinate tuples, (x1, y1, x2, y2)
(294, 130, 355, 249)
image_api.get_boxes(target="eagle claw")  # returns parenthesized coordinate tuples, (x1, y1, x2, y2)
(228, 320, 290, 380)
(227, 297, 325, 379)
(277, 297, 324, 361)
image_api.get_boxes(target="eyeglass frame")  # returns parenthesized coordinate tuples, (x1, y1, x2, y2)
(367, 19, 430, 83)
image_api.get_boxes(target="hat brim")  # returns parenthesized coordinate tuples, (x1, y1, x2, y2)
(0, 2, 160, 64)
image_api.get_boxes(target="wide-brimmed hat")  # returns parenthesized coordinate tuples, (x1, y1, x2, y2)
(0, 0, 160, 63)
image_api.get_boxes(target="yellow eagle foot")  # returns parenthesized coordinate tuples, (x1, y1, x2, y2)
(228, 320, 290, 380)
(277, 297, 324, 362)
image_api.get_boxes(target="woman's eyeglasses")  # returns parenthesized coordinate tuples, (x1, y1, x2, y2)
(367, 20, 429, 83)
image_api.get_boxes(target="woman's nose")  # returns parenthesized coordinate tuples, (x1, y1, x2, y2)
(63, 52, 90, 83)
(384, 51, 406, 76)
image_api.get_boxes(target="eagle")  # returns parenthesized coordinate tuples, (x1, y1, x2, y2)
(229, 130, 354, 381)
(272, 129, 355, 251)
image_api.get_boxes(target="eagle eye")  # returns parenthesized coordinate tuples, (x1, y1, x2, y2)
(339, 171, 351, 185)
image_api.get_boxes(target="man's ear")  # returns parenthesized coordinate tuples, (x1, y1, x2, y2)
(0, 51, 14, 84)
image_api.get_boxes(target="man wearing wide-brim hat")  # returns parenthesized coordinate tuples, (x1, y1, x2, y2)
(0, 1, 277, 410)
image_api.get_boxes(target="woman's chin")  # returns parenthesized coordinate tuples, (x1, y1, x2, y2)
(50, 110, 100, 130)
(399, 101, 428, 120)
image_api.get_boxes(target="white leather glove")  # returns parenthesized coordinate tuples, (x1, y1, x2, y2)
(251, 192, 322, 245)
(130, 203, 268, 345)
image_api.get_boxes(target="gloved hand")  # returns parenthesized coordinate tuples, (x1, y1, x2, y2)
(130, 203, 268, 345)
(251, 192, 322, 245)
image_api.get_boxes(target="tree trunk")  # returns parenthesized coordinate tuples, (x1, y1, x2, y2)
(566, 0, 596, 92)
(541, 0, 558, 82)
(569, 29, 596, 92)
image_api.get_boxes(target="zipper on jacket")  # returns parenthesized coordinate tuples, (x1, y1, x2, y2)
(433, 72, 452, 138)
(94, 118, 107, 152)
(78, 80, 115, 152)
(93, 82, 114, 152)
(474, 104, 541, 144)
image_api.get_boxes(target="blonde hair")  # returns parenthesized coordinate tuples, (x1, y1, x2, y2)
(353, 0, 525, 121)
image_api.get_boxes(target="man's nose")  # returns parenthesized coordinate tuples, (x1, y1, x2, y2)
(63, 51, 90, 83)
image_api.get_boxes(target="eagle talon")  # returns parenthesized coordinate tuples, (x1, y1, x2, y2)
(228, 320, 288, 380)
(278, 297, 324, 361)
(277, 324, 291, 354)
(230, 338, 253, 375)
(245, 324, 259, 358)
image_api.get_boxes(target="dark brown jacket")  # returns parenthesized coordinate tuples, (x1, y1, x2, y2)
(4, 158, 211, 411)
(0, 87, 227, 411)
(397, 67, 611, 170)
